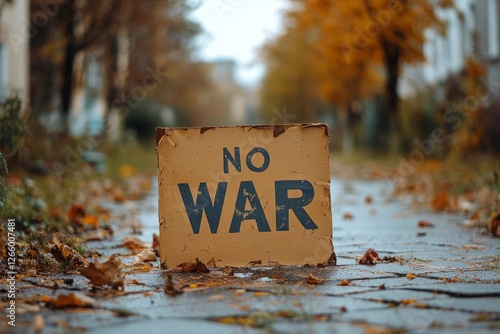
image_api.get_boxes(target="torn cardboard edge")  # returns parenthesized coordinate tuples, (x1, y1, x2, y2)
(155, 123, 329, 146)
(156, 123, 335, 269)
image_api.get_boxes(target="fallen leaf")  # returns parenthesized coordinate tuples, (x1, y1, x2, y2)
(223, 266, 236, 276)
(440, 275, 460, 283)
(67, 204, 86, 227)
(123, 236, 147, 254)
(164, 274, 183, 296)
(459, 244, 486, 250)
(342, 212, 354, 220)
(253, 291, 270, 297)
(82, 215, 99, 229)
(364, 195, 373, 204)
(406, 273, 416, 280)
(233, 289, 246, 296)
(32, 314, 45, 333)
(488, 212, 500, 237)
(49, 236, 89, 268)
(152, 233, 160, 256)
(132, 249, 156, 265)
(356, 248, 379, 265)
(306, 272, 324, 285)
(206, 256, 217, 268)
(208, 294, 227, 301)
(401, 299, 416, 305)
(120, 164, 136, 177)
(418, 220, 435, 228)
(431, 191, 450, 212)
(44, 292, 99, 308)
(378, 284, 386, 290)
(338, 280, 351, 286)
(176, 258, 210, 273)
(80, 254, 124, 290)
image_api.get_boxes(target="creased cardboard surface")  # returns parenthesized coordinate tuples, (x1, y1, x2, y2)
(156, 124, 333, 268)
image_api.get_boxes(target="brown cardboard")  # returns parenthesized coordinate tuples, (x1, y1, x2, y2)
(156, 124, 334, 268)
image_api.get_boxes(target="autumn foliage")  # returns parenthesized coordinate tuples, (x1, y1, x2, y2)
(261, 0, 453, 144)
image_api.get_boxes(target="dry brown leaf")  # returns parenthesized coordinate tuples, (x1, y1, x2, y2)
(132, 249, 156, 265)
(208, 294, 227, 301)
(223, 266, 236, 276)
(82, 215, 99, 229)
(488, 212, 500, 237)
(406, 273, 416, 280)
(152, 233, 160, 256)
(440, 275, 460, 283)
(80, 254, 124, 290)
(342, 212, 354, 220)
(67, 204, 86, 227)
(44, 292, 99, 309)
(206, 256, 217, 268)
(459, 244, 486, 250)
(32, 314, 45, 333)
(401, 299, 416, 305)
(356, 248, 379, 265)
(176, 258, 210, 273)
(338, 280, 351, 286)
(306, 272, 324, 285)
(164, 274, 183, 296)
(364, 195, 373, 204)
(431, 191, 450, 212)
(123, 236, 147, 254)
(418, 220, 435, 228)
(253, 291, 270, 297)
(49, 236, 89, 268)
(233, 289, 246, 296)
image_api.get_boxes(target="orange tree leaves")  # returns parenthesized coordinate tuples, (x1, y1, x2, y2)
(260, 0, 452, 130)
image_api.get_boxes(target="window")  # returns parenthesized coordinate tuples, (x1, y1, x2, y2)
(488, 0, 500, 60)
(0, 42, 6, 100)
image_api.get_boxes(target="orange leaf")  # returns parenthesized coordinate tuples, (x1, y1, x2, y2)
(406, 273, 416, 280)
(164, 274, 183, 296)
(42, 293, 99, 309)
(431, 192, 450, 212)
(306, 272, 324, 285)
(176, 258, 210, 273)
(49, 236, 88, 268)
(82, 215, 99, 229)
(342, 212, 354, 220)
(123, 236, 147, 254)
(418, 220, 434, 228)
(80, 255, 124, 290)
(356, 248, 379, 265)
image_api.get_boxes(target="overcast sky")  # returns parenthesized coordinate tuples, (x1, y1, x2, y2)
(190, 0, 290, 87)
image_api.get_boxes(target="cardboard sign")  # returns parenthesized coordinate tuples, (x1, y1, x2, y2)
(156, 124, 334, 268)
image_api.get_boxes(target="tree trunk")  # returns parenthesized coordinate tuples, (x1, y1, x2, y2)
(59, 0, 76, 136)
(381, 38, 401, 134)
(339, 106, 354, 154)
(61, 45, 76, 134)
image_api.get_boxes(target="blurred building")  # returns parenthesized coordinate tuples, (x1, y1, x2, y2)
(69, 50, 107, 136)
(0, 0, 29, 102)
(400, 0, 500, 99)
(208, 59, 259, 124)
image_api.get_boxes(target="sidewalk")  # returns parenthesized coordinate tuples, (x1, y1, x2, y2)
(5, 177, 500, 334)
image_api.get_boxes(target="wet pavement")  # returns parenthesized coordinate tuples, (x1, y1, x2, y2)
(4, 177, 500, 333)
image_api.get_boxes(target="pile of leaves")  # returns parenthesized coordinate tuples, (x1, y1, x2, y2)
(390, 159, 500, 237)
